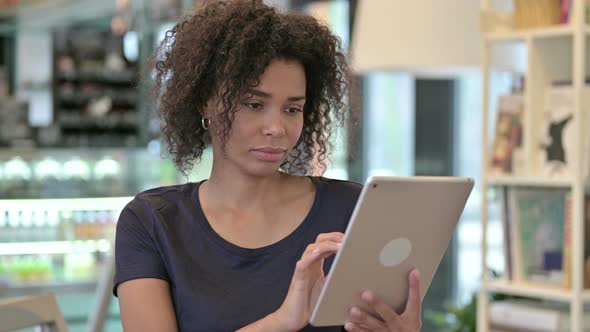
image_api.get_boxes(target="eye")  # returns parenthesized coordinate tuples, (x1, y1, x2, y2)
(285, 107, 303, 114)
(243, 102, 263, 111)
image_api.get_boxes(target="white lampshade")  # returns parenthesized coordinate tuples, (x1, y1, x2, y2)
(351, 0, 482, 74)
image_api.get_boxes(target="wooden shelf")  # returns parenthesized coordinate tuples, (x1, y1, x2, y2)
(485, 29, 528, 43)
(0, 196, 132, 211)
(0, 280, 97, 297)
(486, 279, 590, 302)
(480, 2, 590, 331)
(527, 25, 576, 40)
(485, 175, 574, 188)
(484, 25, 589, 43)
(0, 239, 112, 256)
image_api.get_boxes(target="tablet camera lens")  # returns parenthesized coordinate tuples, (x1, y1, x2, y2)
(372, 184, 378, 188)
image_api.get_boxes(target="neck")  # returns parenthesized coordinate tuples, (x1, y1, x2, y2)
(203, 159, 287, 211)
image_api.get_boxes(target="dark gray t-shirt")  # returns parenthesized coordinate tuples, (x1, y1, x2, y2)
(113, 176, 362, 332)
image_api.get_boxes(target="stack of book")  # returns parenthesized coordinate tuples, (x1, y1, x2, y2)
(490, 300, 590, 331)
(489, 93, 524, 176)
(513, 0, 562, 29)
(498, 187, 590, 288)
(559, 0, 590, 24)
(489, 84, 590, 180)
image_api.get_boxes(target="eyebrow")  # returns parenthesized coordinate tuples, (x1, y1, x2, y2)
(246, 88, 306, 102)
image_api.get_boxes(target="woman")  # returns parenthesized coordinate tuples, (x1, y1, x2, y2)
(113, 1, 422, 331)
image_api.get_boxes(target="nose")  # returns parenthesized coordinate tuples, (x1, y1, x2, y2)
(262, 109, 286, 137)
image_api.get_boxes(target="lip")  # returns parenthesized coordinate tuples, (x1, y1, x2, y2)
(252, 147, 287, 153)
(251, 147, 287, 162)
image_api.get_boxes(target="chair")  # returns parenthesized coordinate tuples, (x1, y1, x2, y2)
(0, 292, 68, 332)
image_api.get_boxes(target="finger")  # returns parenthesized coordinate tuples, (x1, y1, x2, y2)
(316, 232, 344, 243)
(403, 269, 422, 324)
(348, 306, 387, 331)
(361, 290, 402, 328)
(304, 241, 342, 256)
(295, 242, 341, 272)
(343, 321, 371, 332)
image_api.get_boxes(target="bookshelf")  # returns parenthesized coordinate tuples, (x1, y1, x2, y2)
(487, 279, 590, 302)
(478, 1, 590, 331)
(485, 25, 578, 42)
(486, 175, 575, 188)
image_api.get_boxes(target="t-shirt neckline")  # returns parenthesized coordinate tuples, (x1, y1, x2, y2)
(192, 176, 324, 257)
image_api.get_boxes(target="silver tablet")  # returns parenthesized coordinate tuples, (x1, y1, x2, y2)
(310, 176, 474, 327)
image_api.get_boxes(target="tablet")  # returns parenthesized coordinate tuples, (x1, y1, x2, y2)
(310, 176, 474, 327)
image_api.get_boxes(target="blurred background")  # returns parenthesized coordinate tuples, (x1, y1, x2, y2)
(0, 0, 587, 331)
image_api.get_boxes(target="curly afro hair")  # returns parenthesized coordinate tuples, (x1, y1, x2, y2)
(153, 0, 351, 175)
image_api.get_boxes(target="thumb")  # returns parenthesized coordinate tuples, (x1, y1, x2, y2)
(404, 269, 422, 320)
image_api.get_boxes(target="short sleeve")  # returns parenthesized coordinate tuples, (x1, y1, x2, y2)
(112, 202, 169, 296)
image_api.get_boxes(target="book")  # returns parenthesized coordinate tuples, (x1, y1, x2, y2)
(538, 85, 574, 180)
(490, 94, 524, 175)
(509, 188, 568, 285)
(565, 0, 590, 24)
(490, 300, 590, 331)
(562, 193, 572, 288)
(505, 191, 590, 288)
(585, 198, 590, 288)
(500, 187, 513, 280)
(561, 0, 572, 23)
(558, 195, 590, 289)
(508, 187, 523, 282)
(537, 85, 590, 180)
(514, 0, 562, 29)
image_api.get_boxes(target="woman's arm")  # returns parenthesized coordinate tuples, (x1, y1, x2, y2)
(118, 278, 178, 332)
(235, 312, 284, 332)
(239, 232, 345, 332)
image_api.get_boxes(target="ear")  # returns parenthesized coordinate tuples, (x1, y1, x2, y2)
(203, 95, 222, 118)
(201, 104, 216, 122)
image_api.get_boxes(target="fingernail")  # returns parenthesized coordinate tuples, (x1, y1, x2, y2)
(344, 322, 354, 331)
(360, 290, 371, 301)
(411, 269, 420, 287)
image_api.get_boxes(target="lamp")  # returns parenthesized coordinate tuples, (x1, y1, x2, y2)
(351, 0, 482, 75)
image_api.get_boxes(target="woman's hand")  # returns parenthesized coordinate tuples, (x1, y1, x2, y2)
(343, 269, 423, 332)
(272, 232, 344, 332)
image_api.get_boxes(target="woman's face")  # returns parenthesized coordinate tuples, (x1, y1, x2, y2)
(210, 59, 306, 177)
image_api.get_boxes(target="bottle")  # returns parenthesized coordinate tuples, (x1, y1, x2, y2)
(0, 210, 8, 243)
(0, 160, 5, 198)
(38, 254, 53, 282)
(62, 157, 92, 198)
(4, 157, 32, 198)
(31, 209, 44, 242)
(96, 210, 109, 240)
(47, 209, 60, 242)
(34, 209, 52, 242)
(59, 210, 74, 242)
(7, 210, 20, 243)
(106, 210, 118, 240)
(0, 257, 9, 286)
(94, 156, 122, 196)
(72, 210, 84, 240)
(84, 210, 97, 240)
(34, 157, 62, 198)
(20, 210, 33, 243)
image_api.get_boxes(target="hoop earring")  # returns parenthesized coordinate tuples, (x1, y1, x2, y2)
(201, 117, 210, 131)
